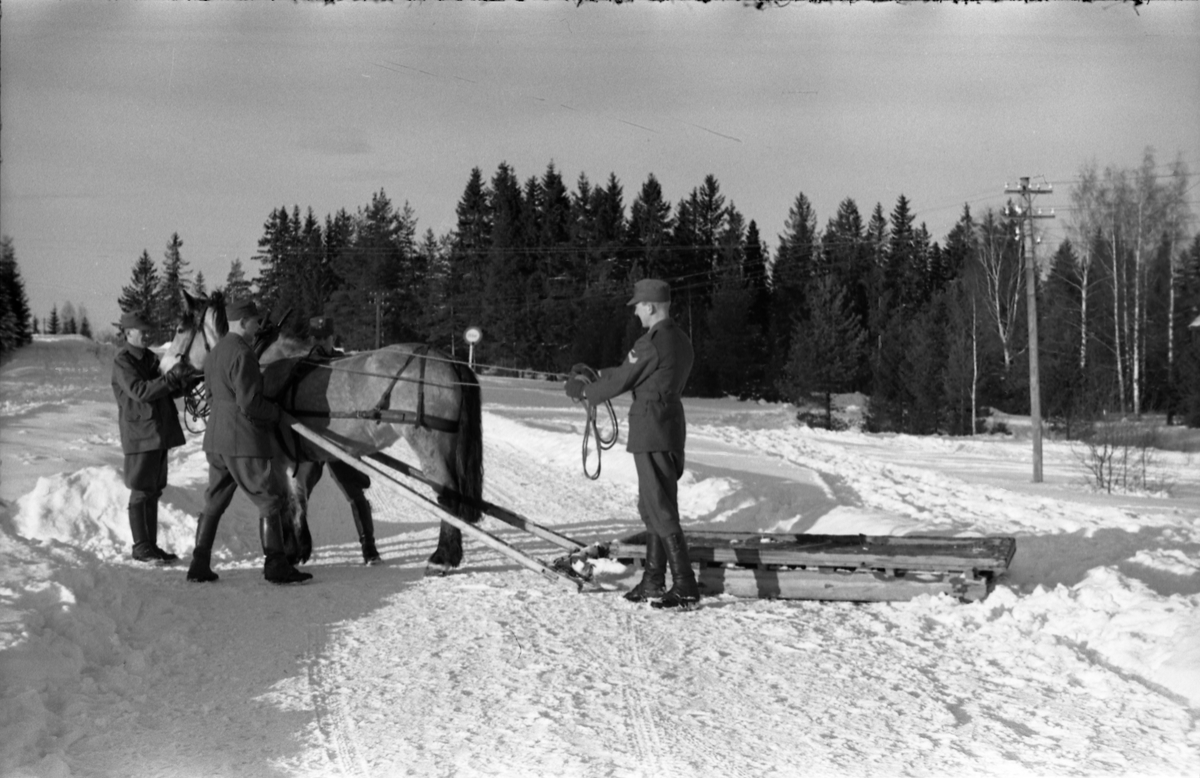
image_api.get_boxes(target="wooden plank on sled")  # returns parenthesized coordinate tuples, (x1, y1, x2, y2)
(610, 530, 1014, 603)
(280, 412, 583, 593)
(366, 451, 586, 553)
(612, 530, 1015, 574)
(697, 566, 990, 602)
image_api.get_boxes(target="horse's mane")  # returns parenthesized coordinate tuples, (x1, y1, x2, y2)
(261, 332, 319, 365)
(206, 290, 229, 336)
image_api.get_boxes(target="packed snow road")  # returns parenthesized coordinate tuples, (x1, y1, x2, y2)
(3, 352, 1199, 777)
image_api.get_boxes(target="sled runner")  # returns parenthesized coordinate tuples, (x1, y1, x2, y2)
(609, 530, 1016, 603)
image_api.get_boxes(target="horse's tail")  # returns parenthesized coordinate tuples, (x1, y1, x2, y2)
(453, 360, 484, 524)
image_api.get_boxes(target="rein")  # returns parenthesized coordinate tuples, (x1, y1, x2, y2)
(571, 371, 619, 480)
(174, 316, 213, 434)
(582, 399, 619, 480)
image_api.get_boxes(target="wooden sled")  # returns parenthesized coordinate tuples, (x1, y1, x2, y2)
(609, 530, 1016, 603)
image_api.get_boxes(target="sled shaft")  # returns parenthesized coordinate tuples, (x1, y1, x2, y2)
(366, 451, 585, 553)
(281, 413, 582, 592)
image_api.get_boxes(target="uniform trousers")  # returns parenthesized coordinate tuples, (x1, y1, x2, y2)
(634, 450, 686, 538)
(124, 449, 169, 507)
(201, 452, 287, 520)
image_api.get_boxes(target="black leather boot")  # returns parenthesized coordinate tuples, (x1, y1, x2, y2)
(624, 533, 667, 602)
(360, 536, 382, 565)
(129, 503, 161, 564)
(187, 513, 221, 582)
(353, 501, 382, 565)
(652, 532, 700, 611)
(146, 500, 179, 564)
(262, 511, 312, 584)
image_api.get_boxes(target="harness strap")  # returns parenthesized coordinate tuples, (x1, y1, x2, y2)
(289, 408, 458, 432)
(372, 345, 430, 425)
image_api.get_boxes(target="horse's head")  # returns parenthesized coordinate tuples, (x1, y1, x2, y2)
(160, 289, 227, 375)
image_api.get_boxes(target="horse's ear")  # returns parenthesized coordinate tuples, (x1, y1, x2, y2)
(183, 289, 198, 311)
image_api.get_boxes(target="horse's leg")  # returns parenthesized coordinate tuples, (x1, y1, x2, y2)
(282, 463, 313, 565)
(399, 427, 468, 574)
(422, 362, 484, 574)
(407, 428, 463, 573)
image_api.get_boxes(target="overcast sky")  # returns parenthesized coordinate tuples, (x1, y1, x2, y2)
(2, 0, 1197, 332)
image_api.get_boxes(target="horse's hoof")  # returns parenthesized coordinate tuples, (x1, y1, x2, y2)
(424, 563, 451, 577)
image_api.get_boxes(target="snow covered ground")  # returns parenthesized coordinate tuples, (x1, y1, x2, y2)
(2, 337, 1199, 777)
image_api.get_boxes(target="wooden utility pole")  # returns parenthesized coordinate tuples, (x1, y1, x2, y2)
(1004, 177, 1055, 483)
(368, 291, 390, 350)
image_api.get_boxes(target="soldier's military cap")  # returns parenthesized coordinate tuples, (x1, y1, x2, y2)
(224, 298, 261, 323)
(627, 279, 671, 306)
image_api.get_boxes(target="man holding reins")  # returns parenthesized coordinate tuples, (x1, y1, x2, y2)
(565, 279, 700, 611)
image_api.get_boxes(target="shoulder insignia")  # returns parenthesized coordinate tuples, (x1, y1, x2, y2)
(627, 349, 639, 364)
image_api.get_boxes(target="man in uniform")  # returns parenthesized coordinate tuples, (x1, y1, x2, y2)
(186, 298, 312, 585)
(111, 311, 195, 564)
(294, 316, 382, 565)
(565, 279, 699, 610)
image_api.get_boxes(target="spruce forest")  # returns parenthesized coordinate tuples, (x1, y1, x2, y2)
(101, 149, 1200, 433)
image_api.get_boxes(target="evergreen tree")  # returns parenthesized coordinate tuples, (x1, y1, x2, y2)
(48, 304, 60, 335)
(1177, 234, 1200, 426)
(253, 206, 295, 311)
(194, 271, 207, 297)
(415, 228, 454, 352)
(118, 250, 160, 336)
(898, 297, 949, 434)
(864, 202, 891, 370)
(769, 191, 819, 395)
(942, 278, 979, 436)
(157, 232, 190, 338)
(225, 258, 253, 302)
(781, 277, 867, 428)
(740, 219, 772, 395)
(0, 236, 34, 358)
(1041, 240, 1088, 434)
(704, 265, 756, 398)
(79, 310, 93, 340)
(626, 174, 674, 281)
(483, 162, 528, 366)
(593, 172, 627, 286)
(326, 190, 413, 350)
(447, 167, 492, 353)
(61, 302, 78, 335)
(821, 198, 871, 388)
(885, 195, 924, 313)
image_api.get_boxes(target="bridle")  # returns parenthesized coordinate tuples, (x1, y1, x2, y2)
(174, 306, 215, 433)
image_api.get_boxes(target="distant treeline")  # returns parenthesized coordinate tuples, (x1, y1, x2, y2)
(10, 148, 1200, 431)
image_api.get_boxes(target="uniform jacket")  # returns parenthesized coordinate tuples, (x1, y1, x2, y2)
(111, 344, 186, 454)
(585, 318, 694, 453)
(202, 332, 280, 457)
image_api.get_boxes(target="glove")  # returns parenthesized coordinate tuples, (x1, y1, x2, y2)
(164, 362, 194, 391)
(564, 377, 587, 402)
(570, 363, 598, 382)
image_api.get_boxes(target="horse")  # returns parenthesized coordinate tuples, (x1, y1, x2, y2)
(161, 289, 484, 574)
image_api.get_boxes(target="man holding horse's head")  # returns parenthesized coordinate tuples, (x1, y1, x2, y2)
(186, 297, 313, 585)
(111, 310, 194, 565)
